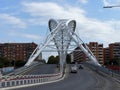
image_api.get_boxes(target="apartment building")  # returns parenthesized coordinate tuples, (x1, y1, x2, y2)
(71, 42, 104, 65)
(109, 42, 120, 59)
(0, 44, 3, 57)
(103, 47, 110, 63)
(0, 42, 38, 61)
(88, 42, 104, 64)
(72, 47, 85, 63)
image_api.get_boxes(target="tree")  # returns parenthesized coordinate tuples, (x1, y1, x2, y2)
(47, 54, 72, 64)
(109, 58, 120, 65)
(0, 56, 27, 68)
(47, 55, 55, 64)
(55, 56, 59, 64)
(47, 55, 59, 64)
(15, 60, 26, 67)
(0, 56, 10, 68)
(66, 54, 71, 64)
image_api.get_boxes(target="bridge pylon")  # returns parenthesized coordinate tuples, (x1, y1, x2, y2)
(49, 19, 76, 72)
(25, 19, 100, 73)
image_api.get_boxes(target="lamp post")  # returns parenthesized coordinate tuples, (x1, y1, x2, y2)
(103, 5, 120, 75)
(103, 5, 120, 8)
(111, 62, 114, 77)
(118, 59, 119, 74)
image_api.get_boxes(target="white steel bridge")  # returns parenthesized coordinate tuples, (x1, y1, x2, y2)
(25, 19, 101, 72)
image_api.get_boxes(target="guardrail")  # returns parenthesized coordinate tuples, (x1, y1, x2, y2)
(84, 63, 120, 82)
(0, 72, 63, 89)
(5, 62, 42, 76)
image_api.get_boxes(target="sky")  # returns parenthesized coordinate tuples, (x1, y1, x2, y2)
(0, 0, 120, 48)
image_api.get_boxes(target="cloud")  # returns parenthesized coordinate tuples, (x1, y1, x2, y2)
(9, 32, 41, 40)
(77, 18, 120, 45)
(23, 33, 42, 40)
(22, 2, 120, 47)
(0, 14, 26, 28)
(22, 2, 85, 18)
(102, 0, 120, 6)
(102, 0, 111, 6)
(77, 0, 88, 4)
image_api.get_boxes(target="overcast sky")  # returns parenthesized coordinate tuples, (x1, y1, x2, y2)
(0, 0, 120, 48)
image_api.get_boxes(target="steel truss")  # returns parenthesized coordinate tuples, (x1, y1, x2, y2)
(25, 19, 100, 72)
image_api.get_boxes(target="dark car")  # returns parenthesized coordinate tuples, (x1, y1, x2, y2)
(79, 65, 83, 69)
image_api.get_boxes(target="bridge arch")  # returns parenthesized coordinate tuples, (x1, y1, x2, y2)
(25, 19, 101, 72)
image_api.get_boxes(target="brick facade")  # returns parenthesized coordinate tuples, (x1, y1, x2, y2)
(0, 42, 37, 61)
(71, 42, 104, 65)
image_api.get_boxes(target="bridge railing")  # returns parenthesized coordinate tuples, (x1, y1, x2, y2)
(5, 61, 42, 76)
(0, 72, 63, 89)
(84, 63, 120, 81)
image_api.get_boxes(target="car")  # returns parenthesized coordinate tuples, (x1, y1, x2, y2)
(79, 65, 83, 69)
(71, 65, 77, 73)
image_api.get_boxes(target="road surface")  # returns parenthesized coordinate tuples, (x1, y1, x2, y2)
(11, 65, 120, 90)
(21, 64, 58, 75)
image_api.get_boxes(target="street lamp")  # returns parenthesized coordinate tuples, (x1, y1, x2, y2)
(111, 62, 114, 77)
(103, 5, 120, 74)
(103, 5, 120, 8)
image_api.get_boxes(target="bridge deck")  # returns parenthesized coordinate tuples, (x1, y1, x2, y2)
(10, 64, 120, 90)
